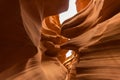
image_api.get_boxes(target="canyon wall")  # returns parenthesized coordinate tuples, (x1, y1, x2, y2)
(0, 0, 120, 80)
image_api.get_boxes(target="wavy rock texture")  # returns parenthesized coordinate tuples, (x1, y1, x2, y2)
(61, 0, 120, 80)
(0, 0, 120, 80)
(0, 0, 68, 80)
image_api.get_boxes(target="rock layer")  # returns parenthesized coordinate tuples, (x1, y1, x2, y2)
(61, 0, 120, 79)
(0, 0, 68, 80)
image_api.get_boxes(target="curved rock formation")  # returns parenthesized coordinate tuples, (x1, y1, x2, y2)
(0, 0, 69, 80)
(61, 0, 120, 79)
(0, 0, 120, 80)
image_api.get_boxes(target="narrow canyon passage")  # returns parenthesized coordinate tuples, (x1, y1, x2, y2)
(0, 0, 120, 80)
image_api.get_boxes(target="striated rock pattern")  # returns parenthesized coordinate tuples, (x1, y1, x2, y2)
(40, 15, 68, 58)
(0, 0, 68, 80)
(0, 0, 120, 80)
(61, 0, 120, 80)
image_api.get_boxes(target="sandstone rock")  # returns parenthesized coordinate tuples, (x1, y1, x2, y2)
(0, 0, 69, 80)
(61, 0, 120, 79)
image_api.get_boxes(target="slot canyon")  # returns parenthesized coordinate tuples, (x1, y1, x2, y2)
(0, 0, 120, 80)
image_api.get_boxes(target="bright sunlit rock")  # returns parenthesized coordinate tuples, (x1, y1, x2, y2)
(59, 0, 76, 58)
(66, 50, 72, 58)
(59, 0, 77, 24)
